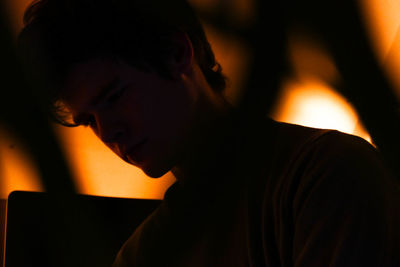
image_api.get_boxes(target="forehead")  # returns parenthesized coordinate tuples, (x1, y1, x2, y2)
(61, 57, 120, 109)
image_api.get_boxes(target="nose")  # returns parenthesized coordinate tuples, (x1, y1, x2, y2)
(93, 114, 125, 144)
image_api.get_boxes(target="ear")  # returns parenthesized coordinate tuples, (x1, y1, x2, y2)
(164, 32, 194, 78)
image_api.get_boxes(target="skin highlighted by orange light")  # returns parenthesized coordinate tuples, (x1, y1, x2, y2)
(272, 78, 372, 143)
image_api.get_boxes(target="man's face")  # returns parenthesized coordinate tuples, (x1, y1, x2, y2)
(61, 57, 197, 178)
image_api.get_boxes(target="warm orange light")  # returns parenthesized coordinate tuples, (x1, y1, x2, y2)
(0, 125, 175, 200)
(272, 78, 372, 143)
(3, 0, 30, 36)
(358, 0, 400, 59)
(55, 126, 175, 199)
(275, 28, 373, 144)
(0, 130, 43, 199)
(204, 23, 251, 104)
(358, 0, 400, 100)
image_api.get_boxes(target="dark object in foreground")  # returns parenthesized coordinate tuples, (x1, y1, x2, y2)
(4, 191, 160, 267)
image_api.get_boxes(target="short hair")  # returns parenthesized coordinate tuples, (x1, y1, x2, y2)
(18, 0, 226, 126)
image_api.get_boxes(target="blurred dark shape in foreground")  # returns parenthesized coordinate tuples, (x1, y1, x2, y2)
(0, 3, 111, 266)
(0, 3, 74, 195)
(5, 191, 160, 267)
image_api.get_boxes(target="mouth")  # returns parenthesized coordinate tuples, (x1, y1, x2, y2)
(124, 138, 147, 164)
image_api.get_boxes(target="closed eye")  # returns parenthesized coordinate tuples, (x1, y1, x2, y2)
(106, 86, 126, 104)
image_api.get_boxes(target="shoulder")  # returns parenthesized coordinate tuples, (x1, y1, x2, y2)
(241, 118, 397, 198)
(270, 120, 387, 174)
(267, 122, 400, 232)
(113, 201, 171, 267)
(291, 126, 393, 186)
(261, 120, 400, 236)
(270, 121, 397, 200)
(113, 182, 185, 267)
(261, 121, 400, 266)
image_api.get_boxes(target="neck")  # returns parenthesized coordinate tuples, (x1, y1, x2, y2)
(171, 93, 235, 186)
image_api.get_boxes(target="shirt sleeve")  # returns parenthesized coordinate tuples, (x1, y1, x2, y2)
(291, 132, 400, 267)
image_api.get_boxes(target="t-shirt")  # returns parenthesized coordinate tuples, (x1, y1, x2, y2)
(113, 116, 400, 267)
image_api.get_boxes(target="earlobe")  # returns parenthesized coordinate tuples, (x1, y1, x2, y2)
(166, 32, 194, 78)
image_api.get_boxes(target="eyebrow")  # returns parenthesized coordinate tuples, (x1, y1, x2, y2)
(89, 77, 120, 107)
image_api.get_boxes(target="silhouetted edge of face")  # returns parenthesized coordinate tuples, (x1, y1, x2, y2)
(61, 56, 199, 178)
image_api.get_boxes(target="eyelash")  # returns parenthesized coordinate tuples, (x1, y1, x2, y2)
(82, 116, 96, 128)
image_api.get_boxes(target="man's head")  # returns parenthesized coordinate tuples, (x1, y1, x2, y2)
(18, 0, 226, 97)
(18, 0, 228, 178)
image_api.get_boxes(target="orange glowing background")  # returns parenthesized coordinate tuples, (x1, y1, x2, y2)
(0, 0, 399, 199)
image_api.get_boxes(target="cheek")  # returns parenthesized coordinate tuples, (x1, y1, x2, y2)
(148, 89, 195, 135)
(115, 90, 146, 124)
(116, 78, 196, 139)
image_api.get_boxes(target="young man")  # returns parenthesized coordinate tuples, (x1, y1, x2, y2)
(18, 0, 400, 266)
